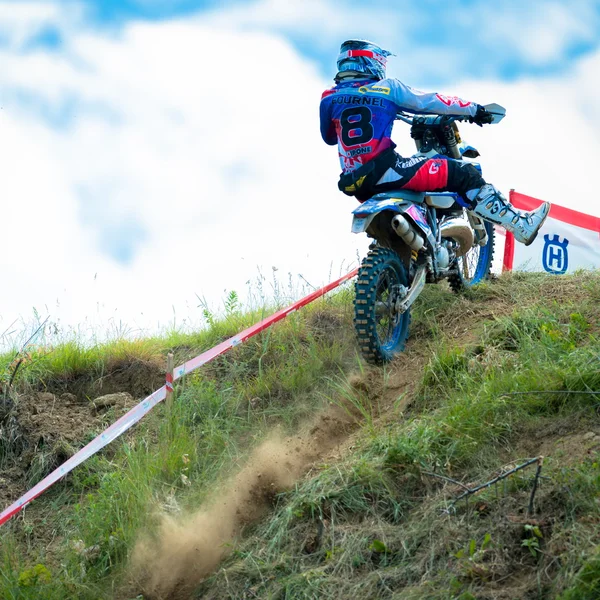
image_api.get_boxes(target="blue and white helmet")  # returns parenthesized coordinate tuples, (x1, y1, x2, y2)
(335, 39, 392, 82)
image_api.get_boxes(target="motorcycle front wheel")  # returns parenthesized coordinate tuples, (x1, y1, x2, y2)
(354, 246, 411, 364)
(448, 220, 495, 292)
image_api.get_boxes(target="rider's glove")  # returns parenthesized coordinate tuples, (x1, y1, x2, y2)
(469, 104, 494, 127)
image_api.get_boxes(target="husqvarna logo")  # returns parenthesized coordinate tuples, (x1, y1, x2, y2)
(542, 234, 569, 274)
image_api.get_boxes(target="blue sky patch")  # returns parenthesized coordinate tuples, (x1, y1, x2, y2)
(77, 0, 220, 23)
(69, 0, 600, 86)
(98, 217, 148, 264)
(4, 0, 599, 87)
(77, 184, 148, 265)
(22, 24, 63, 51)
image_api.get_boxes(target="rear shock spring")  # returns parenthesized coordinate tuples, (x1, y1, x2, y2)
(442, 125, 461, 159)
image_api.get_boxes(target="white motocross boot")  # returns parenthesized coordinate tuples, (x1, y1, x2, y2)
(469, 184, 550, 246)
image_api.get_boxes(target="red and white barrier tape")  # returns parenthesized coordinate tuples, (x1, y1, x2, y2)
(0, 269, 358, 527)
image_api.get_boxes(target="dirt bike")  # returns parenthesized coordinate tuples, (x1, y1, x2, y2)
(352, 103, 506, 364)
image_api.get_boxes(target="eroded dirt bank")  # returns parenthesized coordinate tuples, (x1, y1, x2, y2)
(128, 405, 359, 599)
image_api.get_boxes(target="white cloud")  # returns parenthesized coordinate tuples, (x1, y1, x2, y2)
(0, 1, 82, 49)
(446, 53, 600, 218)
(202, 0, 394, 42)
(477, 1, 599, 65)
(0, 8, 367, 342)
(200, 0, 600, 82)
(0, 3, 598, 345)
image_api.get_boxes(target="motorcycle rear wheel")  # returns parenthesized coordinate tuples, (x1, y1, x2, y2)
(354, 246, 411, 364)
(448, 220, 495, 292)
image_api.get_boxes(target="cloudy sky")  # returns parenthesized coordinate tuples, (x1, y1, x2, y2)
(1, 0, 599, 344)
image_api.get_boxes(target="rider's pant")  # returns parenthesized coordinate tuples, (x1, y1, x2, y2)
(370, 152, 486, 208)
(340, 150, 487, 207)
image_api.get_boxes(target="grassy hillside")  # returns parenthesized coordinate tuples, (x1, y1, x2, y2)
(1, 271, 599, 600)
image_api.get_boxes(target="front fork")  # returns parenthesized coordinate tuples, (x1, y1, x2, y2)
(394, 263, 427, 314)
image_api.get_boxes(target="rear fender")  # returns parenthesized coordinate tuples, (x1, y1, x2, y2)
(352, 199, 436, 248)
(351, 199, 406, 233)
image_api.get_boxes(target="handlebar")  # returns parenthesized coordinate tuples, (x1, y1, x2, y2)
(397, 103, 506, 126)
(396, 112, 470, 126)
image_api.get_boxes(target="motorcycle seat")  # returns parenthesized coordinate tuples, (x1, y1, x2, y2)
(369, 190, 461, 210)
(369, 190, 425, 203)
(425, 193, 460, 209)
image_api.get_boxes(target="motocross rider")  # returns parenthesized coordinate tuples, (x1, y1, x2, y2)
(320, 39, 550, 246)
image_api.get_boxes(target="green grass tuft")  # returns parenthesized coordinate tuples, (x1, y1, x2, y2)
(1, 272, 600, 600)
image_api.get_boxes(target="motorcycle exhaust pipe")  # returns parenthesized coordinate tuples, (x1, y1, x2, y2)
(391, 215, 424, 251)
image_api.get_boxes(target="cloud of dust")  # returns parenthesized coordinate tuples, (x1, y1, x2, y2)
(129, 406, 356, 600)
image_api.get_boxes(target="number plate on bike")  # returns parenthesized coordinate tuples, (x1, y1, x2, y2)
(352, 217, 369, 233)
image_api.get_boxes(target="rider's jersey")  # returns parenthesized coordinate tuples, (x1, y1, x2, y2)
(320, 78, 478, 174)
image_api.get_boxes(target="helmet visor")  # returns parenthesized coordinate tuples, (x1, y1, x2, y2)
(337, 49, 389, 68)
(336, 40, 393, 81)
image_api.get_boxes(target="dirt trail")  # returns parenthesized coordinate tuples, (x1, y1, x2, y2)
(126, 306, 476, 600)
(128, 405, 360, 599)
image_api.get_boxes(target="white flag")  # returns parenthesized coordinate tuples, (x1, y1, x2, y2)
(503, 191, 600, 274)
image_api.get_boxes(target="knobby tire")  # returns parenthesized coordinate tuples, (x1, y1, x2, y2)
(354, 246, 411, 365)
(448, 220, 495, 292)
